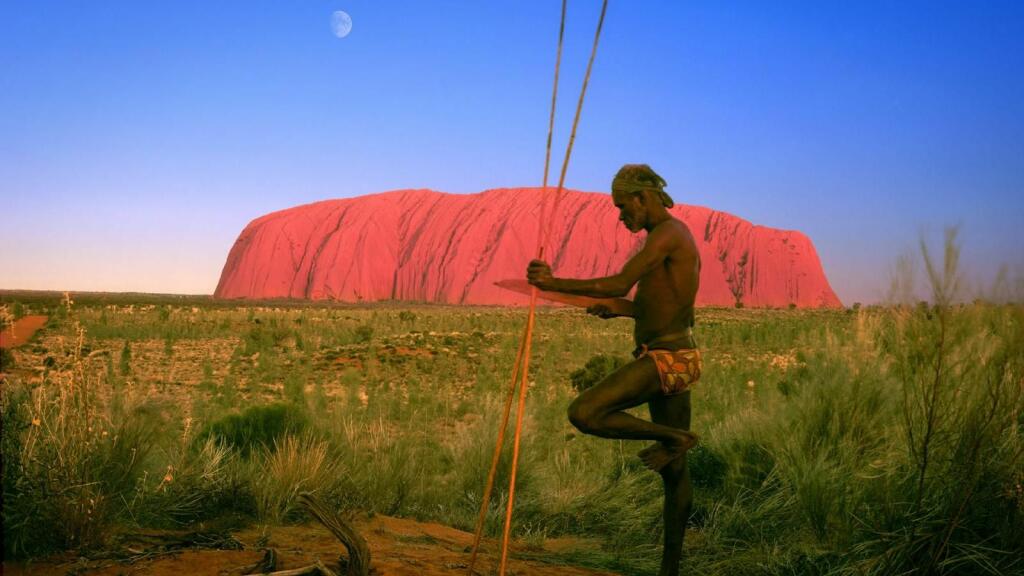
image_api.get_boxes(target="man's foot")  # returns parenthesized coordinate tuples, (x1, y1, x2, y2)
(638, 432, 699, 471)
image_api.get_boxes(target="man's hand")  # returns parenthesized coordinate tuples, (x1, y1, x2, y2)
(526, 259, 555, 291)
(586, 304, 617, 319)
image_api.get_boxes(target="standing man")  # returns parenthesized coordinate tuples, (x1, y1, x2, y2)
(526, 164, 701, 576)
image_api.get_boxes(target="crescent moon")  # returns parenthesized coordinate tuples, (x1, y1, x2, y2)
(331, 10, 352, 39)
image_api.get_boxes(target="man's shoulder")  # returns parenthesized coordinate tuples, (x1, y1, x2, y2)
(652, 218, 698, 260)
(652, 217, 693, 241)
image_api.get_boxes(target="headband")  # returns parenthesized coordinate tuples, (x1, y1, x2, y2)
(612, 177, 674, 208)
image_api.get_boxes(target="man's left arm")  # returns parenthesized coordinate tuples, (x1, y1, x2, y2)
(527, 224, 677, 298)
(587, 299, 635, 318)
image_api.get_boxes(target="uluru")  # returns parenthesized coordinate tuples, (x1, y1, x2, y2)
(214, 188, 842, 308)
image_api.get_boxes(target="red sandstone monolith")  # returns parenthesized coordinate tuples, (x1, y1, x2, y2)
(214, 188, 841, 308)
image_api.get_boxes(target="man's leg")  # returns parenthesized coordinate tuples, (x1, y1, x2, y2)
(567, 357, 696, 464)
(649, 393, 693, 576)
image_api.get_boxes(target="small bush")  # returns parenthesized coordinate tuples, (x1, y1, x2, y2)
(196, 403, 309, 457)
(569, 354, 630, 392)
(199, 358, 216, 391)
(254, 435, 342, 524)
(119, 340, 132, 375)
(283, 373, 306, 406)
(354, 324, 374, 343)
(0, 347, 14, 371)
(137, 437, 246, 526)
(688, 445, 728, 490)
(2, 381, 163, 557)
(243, 325, 271, 355)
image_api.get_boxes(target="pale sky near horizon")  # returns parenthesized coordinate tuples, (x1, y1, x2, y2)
(2, 1, 1022, 304)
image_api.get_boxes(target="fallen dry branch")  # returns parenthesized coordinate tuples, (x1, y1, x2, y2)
(247, 566, 322, 576)
(93, 528, 244, 564)
(116, 529, 244, 551)
(240, 548, 326, 576)
(238, 548, 278, 575)
(298, 492, 371, 576)
(314, 559, 340, 576)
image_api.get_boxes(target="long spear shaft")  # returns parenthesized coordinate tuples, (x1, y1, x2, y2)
(499, 2, 609, 575)
(465, 0, 566, 572)
(466, 317, 528, 572)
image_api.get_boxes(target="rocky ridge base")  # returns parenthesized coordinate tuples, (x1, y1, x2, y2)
(215, 188, 841, 308)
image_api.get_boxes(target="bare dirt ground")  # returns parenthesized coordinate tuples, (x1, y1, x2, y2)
(3, 514, 620, 576)
(0, 315, 48, 349)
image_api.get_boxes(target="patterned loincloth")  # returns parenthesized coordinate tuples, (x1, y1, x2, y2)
(635, 346, 702, 396)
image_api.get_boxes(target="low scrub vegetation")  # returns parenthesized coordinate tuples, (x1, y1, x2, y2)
(1, 234, 1021, 574)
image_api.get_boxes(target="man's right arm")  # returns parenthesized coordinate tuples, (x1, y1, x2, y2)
(527, 222, 678, 298)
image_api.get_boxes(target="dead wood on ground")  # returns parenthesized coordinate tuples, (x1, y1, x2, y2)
(297, 492, 370, 576)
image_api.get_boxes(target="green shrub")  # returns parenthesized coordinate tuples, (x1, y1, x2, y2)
(119, 340, 132, 375)
(254, 435, 342, 524)
(243, 325, 271, 355)
(2, 379, 163, 557)
(199, 358, 216, 391)
(242, 324, 293, 355)
(283, 373, 306, 406)
(688, 445, 727, 490)
(133, 437, 247, 527)
(0, 347, 14, 371)
(196, 403, 309, 457)
(354, 324, 374, 343)
(855, 230, 1024, 573)
(569, 354, 629, 391)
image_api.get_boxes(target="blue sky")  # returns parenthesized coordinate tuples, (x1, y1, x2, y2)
(2, 1, 1022, 303)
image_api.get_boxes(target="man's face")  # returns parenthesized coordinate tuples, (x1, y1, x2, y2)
(612, 189, 645, 233)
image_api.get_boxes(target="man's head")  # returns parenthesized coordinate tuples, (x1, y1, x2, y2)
(611, 164, 673, 233)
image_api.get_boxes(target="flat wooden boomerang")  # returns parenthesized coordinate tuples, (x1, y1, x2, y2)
(494, 279, 620, 309)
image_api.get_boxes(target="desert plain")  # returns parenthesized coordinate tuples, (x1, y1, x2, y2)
(1, 282, 1021, 575)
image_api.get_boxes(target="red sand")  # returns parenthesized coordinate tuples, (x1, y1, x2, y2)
(3, 514, 620, 576)
(215, 188, 842, 308)
(0, 315, 48, 349)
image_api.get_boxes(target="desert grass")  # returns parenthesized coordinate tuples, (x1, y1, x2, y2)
(254, 434, 343, 524)
(2, 236, 1022, 574)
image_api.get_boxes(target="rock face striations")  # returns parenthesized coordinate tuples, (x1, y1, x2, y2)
(215, 188, 842, 308)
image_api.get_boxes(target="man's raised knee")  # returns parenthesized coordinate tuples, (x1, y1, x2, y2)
(568, 398, 599, 434)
